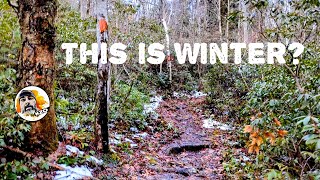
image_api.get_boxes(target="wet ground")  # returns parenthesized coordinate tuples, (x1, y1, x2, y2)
(99, 96, 228, 179)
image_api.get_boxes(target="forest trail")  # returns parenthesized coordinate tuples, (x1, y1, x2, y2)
(147, 96, 225, 179)
(102, 95, 228, 179)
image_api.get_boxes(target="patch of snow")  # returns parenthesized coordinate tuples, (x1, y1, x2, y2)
(150, 90, 157, 96)
(219, 125, 231, 131)
(109, 134, 124, 145)
(109, 139, 121, 145)
(130, 127, 139, 133)
(173, 91, 179, 97)
(223, 110, 230, 115)
(73, 123, 81, 130)
(173, 91, 190, 98)
(114, 134, 123, 140)
(110, 137, 138, 148)
(147, 126, 154, 132)
(130, 143, 138, 148)
(191, 91, 207, 98)
(242, 155, 250, 162)
(57, 116, 67, 130)
(108, 123, 115, 128)
(143, 96, 163, 114)
(202, 118, 233, 131)
(54, 164, 92, 180)
(173, 91, 207, 98)
(66, 145, 84, 156)
(149, 112, 159, 120)
(132, 132, 148, 139)
(57, 116, 83, 131)
(228, 141, 240, 147)
(151, 96, 163, 103)
(87, 156, 103, 165)
(124, 138, 134, 143)
(65, 145, 103, 165)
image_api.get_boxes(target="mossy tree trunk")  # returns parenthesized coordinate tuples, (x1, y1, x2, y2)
(16, 0, 58, 154)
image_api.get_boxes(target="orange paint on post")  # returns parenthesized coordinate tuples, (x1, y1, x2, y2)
(99, 18, 108, 33)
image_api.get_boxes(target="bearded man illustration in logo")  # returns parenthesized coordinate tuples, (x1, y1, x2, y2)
(19, 90, 40, 116)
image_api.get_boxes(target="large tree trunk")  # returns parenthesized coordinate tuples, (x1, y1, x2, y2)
(17, 0, 58, 154)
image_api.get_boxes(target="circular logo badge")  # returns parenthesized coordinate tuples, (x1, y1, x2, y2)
(15, 86, 50, 121)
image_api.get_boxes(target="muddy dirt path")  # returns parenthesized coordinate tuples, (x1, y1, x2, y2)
(100, 96, 227, 179)
(145, 96, 226, 179)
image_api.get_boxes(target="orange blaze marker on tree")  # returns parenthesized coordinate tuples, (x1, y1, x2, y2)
(99, 15, 108, 42)
(99, 18, 108, 33)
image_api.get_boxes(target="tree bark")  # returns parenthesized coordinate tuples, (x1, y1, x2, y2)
(218, 0, 222, 40)
(242, 0, 248, 43)
(94, 0, 110, 153)
(80, 0, 87, 19)
(206, 0, 215, 32)
(162, 18, 172, 82)
(159, 0, 164, 74)
(16, 0, 58, 154)
(226, 0, 229, 42)
(237, 0, 243, 42)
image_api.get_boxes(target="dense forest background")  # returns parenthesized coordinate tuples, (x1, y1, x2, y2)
(0, 0, 319, 179)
